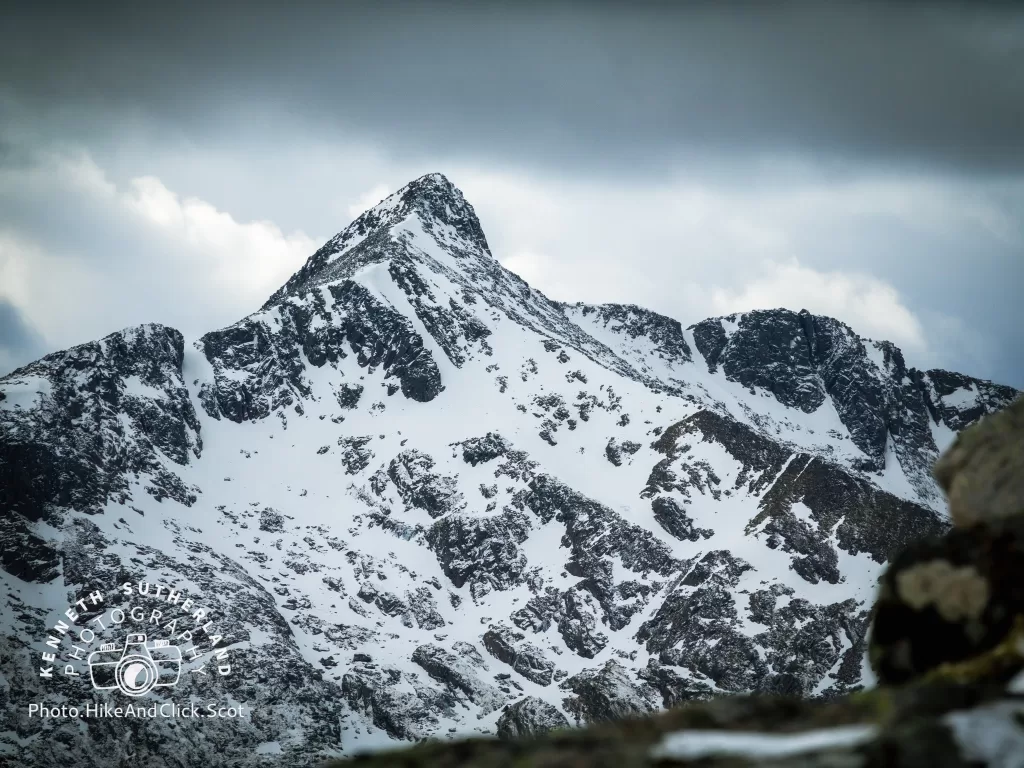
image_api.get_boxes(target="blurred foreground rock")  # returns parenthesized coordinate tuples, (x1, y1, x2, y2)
(934, 393, 1024, 529)
(326, 680, 1022, 767)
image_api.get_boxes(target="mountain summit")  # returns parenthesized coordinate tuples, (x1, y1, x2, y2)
(1, 174, 1018, 767)
(268, 172, 491, 304)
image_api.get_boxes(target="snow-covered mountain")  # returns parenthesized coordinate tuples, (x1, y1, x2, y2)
(1, 173, 1017, 767)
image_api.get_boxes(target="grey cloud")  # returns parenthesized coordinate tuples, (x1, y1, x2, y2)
(0, 298, 45, 375)
(0, 1, 1020, 389)
(2, 1, 1024, 176)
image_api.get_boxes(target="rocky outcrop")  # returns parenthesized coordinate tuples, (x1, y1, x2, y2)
(495, 696, 570, 740)
(341, 662, 458, 742)
(458, 432, 513, 466)
(410, 643, 507, 715)
(649, 409, 947, 583)
(0, 323, 201, 523)
(565, 303, 693, 382)
(605, 437, 642, 467)
(199, 279, 443, 424)
(688, 310, 1017, 485)
(482, 624, 558, 685)
(425, 508, 531, 593)
(637, 551, 769, 692)
(560, 660, 659, 725)
(650, 497, 713, 542)
(378, 449, 465, 518)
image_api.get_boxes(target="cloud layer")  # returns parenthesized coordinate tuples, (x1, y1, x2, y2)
(4, 2, 1024, 175)
(0, 2, 1020, 385)
(0, 150, 319, 366)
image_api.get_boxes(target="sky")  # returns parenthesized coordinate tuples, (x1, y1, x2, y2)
(1, 1, 1022, 387)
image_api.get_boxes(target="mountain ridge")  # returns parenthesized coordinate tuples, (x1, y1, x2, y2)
(0, 172, 1017, 767)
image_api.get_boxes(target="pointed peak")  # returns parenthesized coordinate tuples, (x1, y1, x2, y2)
(265, 172, 491, 306)
(404, 171, 458, 194)
(390, 173, 488, 249)
(329, 171, 489, 257)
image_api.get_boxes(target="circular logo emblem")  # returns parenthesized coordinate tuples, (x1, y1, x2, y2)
(115, 655, 159, 697)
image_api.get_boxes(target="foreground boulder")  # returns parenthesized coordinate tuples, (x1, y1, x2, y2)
(869, 517, 1024, 685)
(934, 394, 1024, 529)
(869, 395, 1024, 685)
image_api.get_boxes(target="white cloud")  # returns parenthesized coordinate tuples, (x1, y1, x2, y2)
(122, 175, 320, 307)
(1, 146, 1019, 384)
(0, 151, 323, 363)
(346, 184, 393, 219)
(710, 259, 927, 350)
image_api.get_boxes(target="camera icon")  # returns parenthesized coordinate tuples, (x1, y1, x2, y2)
(88, 633, 182, 697)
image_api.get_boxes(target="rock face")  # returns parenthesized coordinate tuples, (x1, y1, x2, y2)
(198, 279, 444, 424)
(561, 660, 659, 725)
(495, 696, 570, 740)
(321, 376, 1024, 767)
(0, 323, 201, 522)
(483, 624, 558, 685)
(689, 310, 1015, 497)
(1, 173, 1018, 767)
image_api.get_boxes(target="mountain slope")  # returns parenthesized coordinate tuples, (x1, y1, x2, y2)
(0, 173, 1017, 767)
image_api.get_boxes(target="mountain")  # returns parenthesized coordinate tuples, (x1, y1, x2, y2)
(0, 173, 1017, 767)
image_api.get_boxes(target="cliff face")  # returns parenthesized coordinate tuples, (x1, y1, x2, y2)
(0, 174, 1018, 767)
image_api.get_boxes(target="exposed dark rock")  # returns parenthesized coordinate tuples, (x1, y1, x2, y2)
(336, 382, 364, 409)
(924, 370, 1019, 433)
(495, 696, 570, 740)
(458, 432, 512, 466)
(425, 508, 531, 591)
(259, 507, 286, 533)
(0, 324, 201, 522)
(752, 453, 948, 571)
(570, 303, 692, 368)
(636, 552, 769, 692)
(483, 624, 557, 685)
(560, 660, 658, 725)
(342, 664, 458, 741)
(605, 437, 642, 467)
(338, 436, 375, 475)
(637, 660, 715, 707)
(199, 278, 443, 423)
(378, 449, 464, 518)
(407, 587, 446, 630)
(650, 497, 713, 542)
(688, 310, 1017, 485)
(411, 644, 507, 715)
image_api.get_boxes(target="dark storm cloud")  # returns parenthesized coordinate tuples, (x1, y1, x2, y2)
(3, 0, 1023, 175)
(0, 298, 45, 373)
(0, 0, 1021, 389)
